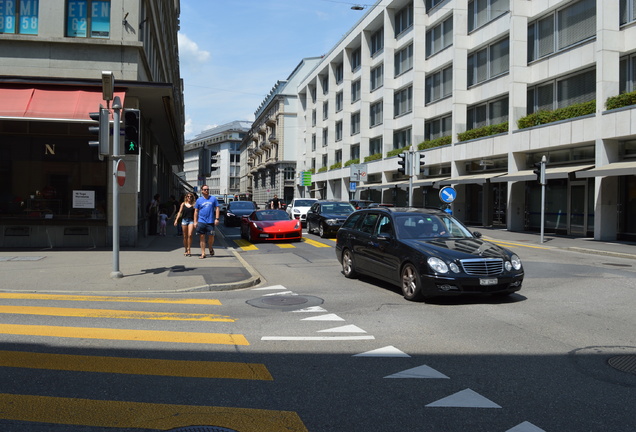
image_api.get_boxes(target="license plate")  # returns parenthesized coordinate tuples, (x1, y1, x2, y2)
(480, 278, 498, 286)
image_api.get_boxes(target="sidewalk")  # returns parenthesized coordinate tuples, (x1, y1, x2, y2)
(0, 228, 634, 294)
(0, 231, 261, 293)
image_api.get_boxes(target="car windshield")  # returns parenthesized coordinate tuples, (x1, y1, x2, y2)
(322, 203, 354, 214)
(295, 200, 316, 207)
(395, 214, 473, 239)
(230, 202, 254, 209)
(254, 210, 290, 221)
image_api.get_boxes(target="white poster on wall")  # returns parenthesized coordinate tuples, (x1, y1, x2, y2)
(73, 190, 95, 209)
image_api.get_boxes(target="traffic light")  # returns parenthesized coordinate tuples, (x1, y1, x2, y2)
(88, 106, 109, 160)
(124, 109, 140, 155)
(397, 153, 409, 175)
(210, 151, 218, 172)
(200, 148, 211, 177)
(533, 157, 546, 185)
(416, 152, 426, 173)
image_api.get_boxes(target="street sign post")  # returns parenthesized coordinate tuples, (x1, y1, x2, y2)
(116, 159, 126, 187)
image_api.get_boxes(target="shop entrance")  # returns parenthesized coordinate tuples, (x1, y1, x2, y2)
(568, 181, 587, 236)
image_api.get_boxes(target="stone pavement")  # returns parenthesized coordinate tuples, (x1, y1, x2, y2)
(0, 227, 634, 294)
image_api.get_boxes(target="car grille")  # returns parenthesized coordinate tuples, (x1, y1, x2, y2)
(460, 258, 504, 276)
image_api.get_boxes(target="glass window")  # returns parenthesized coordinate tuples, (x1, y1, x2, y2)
(351, 112, 361, 135)
(468, 0, 509, 32)
(352, 80, 361, 102)
(351, 47, 362, 72)
(467, 38, 508, 86)
(370, 101, 383, 127)
(336, 121, 343, 141)
(620, 0, 636, 25)
(527, 69, 595, 114)
(425, 114, 452, 141)
(370, 28, 384, 56)
(336, 91, 344, 112)
(0, 0, 39, 34)
(351, 144, 360, 160)
(467, 97, 508, 130)
(371, 64, 384, 91)
(426, 15, 453, 58)
(335, 63, 344, 84)
(426, 65, 453, 104)
(322, 128, 328, 147)
(394, 86, 413, 117)
(395, 44, 414, 76)
(393, 128, 411, 149)
(66, 0, 111, 38)
(395, 3, 413, 37)
(369, 137, 383, 155)
(323, 101, 329, 120)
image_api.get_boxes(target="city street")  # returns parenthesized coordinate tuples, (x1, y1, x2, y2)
(0, 226, 634, 431)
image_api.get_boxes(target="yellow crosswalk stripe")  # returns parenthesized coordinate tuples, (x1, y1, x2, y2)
(0, 305, 235, 322)
(0, 293, 222, 305)
(0, 393, 308, 432)
(301, 237, 331, 247)
(0, 324, 249, 345)
(234, 238, 258, 250)
(0, 350, 271, 380)
(277, 243, 296, 248)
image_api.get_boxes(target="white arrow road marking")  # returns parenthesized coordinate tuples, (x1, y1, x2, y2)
(252, 285, 288, 291)
(426, 388, 502, 408)
(317, 325, 366, 333)
(261, 336, 375, 341)
(354, 346, 410, 358)
(506, 421, 546, 432)
(384, 364, 449, 379)
(292, 306, 328, 313)
(301, 314, 344, 321)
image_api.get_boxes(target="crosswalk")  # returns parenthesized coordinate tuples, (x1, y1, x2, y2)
(0, 293, 308, 432)
(233, 236, 335, 251)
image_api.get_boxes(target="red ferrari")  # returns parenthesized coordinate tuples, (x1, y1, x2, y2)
(240, 209, 302, 243)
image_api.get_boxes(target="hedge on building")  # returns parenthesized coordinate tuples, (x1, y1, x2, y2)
(387, 146, 410, 158)
(344, 158, 359, 167)
(517, 100, 595, 129)
(418, 135, 452, 150)
(364, 153, 382, 162)
(457, 122, 508, 142)
(329, 162, 342, 170)
(318, 166, 328, 173)
(606, 91, 636, 110)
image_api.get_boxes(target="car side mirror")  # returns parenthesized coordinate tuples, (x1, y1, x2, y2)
(473, 231, 482, 238)
(377, 233, 392, 241)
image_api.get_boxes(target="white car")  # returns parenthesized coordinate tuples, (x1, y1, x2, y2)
(286, 198, 318, 225)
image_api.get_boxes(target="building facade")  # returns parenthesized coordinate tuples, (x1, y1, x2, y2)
(184, 121, 251, 197)
(296, 0, 636, 241)
(242, 58, 321, 206)
(0, 0, 185, 247)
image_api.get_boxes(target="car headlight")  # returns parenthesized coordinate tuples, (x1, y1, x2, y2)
(427, 257, 449, 274)
(251, 223, 263, 231)
(449, 262, 460, 273)
(294, 221, 300, 229)
(325, 219, 339, 225)
(227, 212, 235, 217)
(293, 209, 300, 214)
(510, 254, 522, 270)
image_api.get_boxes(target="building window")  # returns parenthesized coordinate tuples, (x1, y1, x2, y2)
(426, 15, 453, 58)
(312, 109, 316, 127)
(351, 144, 360, 160)
(323, 101, 329, 120)
(528, 0, 595, 63)
(321, 75, 329, 94)
(66, 0, 111, 38)
(310, 86, 317, 102)
(335, 149, 342, 163)
(322, 128, 329, 147)
(0, 0, 39, 34)
(352, 79, 361, 102)
(336, 121, 343, 141)
(394, 44, 414, 76)
(335, 63, 344, 84)
(467, 96, 508, 130)
(621, 0, 636, 25)
(322, 154, 328, 168)
(395, 2, 413, 37)
(312, 134, 316, 151)
(351, 47, 362, 72)
(425, 0, 445, 13)
(468, 0, 509, 32)
(425, 114, 452, 141)
(527, 69, 595, 115)
(369, 136, 382, 155)
(351, 112, 361, 135)
(620, 54, 636, 94)
(370, 28, 384, 56)
(393, 128, 411, 150)
(336, 91, 344, 112)
(467, 38, 509, 87)
(370, 101, 383, 127)
(394, 86, 413, 117)
(284, 167, 295, 180)
(371, 64, 384, 91)
(425, 65, 453, 104)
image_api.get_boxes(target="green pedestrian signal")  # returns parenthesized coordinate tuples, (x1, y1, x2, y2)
(124, 109, 140, 155)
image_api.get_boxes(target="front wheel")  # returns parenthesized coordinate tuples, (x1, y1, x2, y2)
(319, 223, 326, 238)
(401, 263, 424, 301)
(342, 249, 357, 279)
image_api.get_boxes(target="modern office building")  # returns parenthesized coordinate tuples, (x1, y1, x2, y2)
(184, 121, 251, 197)
(296, 0, 636, 241)
(0, 0, 185, 247)
(242, 57, 321, 206)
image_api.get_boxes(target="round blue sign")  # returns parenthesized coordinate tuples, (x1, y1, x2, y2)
(439, 186, 457, 204)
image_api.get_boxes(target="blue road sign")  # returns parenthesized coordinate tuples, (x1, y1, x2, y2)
(439, 186, 457, 204)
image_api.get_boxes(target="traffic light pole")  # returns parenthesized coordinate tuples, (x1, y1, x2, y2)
(408, 148, 414, 207)
(111, 96, 123, 279)
(539, 155, 546, 244)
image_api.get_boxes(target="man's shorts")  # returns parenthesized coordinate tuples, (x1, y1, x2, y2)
(196, 222, 216, 236)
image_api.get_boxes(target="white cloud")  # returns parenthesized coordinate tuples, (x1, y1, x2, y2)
(178, 33, 211, 64)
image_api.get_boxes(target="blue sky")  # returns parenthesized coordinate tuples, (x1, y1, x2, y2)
(178, 0, 372, 139)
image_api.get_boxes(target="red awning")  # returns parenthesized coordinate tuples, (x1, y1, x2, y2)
(0, 86, 125, 121)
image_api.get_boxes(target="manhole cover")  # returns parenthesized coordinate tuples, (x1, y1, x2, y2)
(247, 294, 324, 310)
(608, 355, 636, 375)
(168, 426, 238, 432)
(261, 295, 308, 306)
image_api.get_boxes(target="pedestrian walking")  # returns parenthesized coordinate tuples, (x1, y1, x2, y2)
(193, 185, 220, 259)
(174, 193, 196, 256)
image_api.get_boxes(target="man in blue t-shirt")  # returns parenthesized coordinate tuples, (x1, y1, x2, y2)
(194, 185, 220, 259)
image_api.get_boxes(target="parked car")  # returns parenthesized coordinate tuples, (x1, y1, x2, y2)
(286, 198, 318, 225)
(306, 201, 355, 238)
(335, 207, 524, 301)
(224, 201, 257, 227)
(240, 209, 302, 243)
(350, 199, 375, 210)
(367, 203, 394, 208)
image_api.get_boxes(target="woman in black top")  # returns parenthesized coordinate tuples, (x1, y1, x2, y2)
(175, 193, 196, 256)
